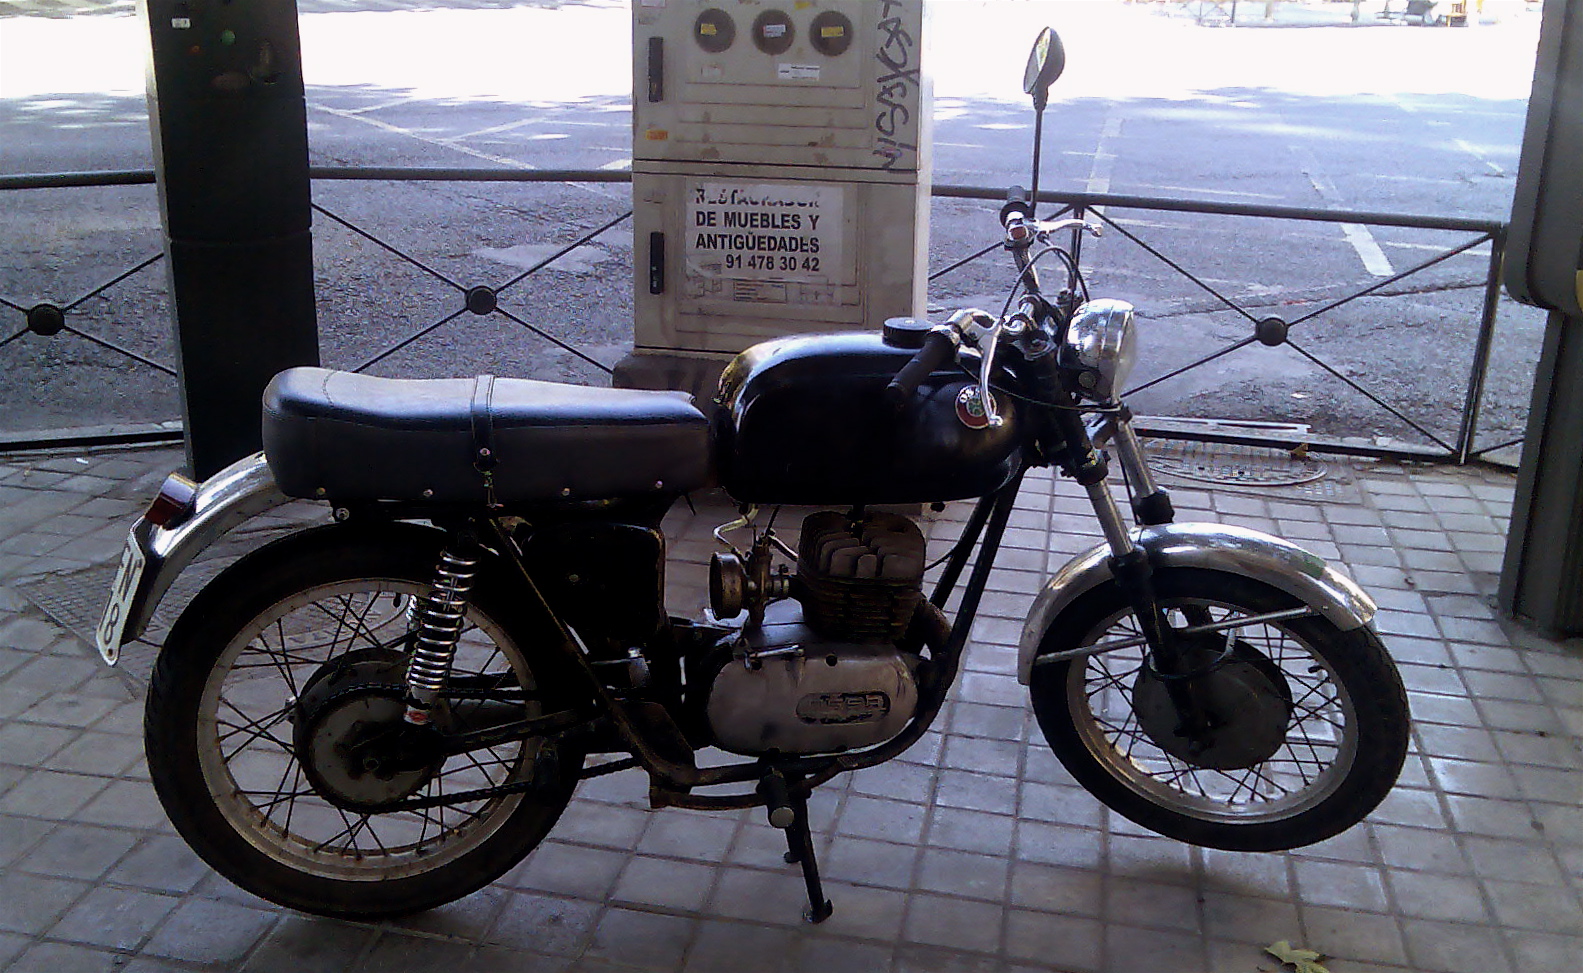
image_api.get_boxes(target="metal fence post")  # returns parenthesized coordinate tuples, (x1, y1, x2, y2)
(143, 0, 319, 478)
(1453, 229, 1506, 464)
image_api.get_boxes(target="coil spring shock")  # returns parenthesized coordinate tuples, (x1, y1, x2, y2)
(403, 542, 480, 725)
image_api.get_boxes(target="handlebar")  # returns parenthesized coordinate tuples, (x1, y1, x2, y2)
(886, 187, 1103, 417)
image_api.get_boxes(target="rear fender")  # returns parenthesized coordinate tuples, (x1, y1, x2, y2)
(1016, 522, 1377, 684)
(116, 452, 293, 645)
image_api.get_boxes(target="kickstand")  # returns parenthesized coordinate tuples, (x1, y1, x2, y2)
(759, 771, 834, 923)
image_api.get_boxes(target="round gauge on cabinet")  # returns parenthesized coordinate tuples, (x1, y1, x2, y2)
(694, 8, 736, 54)
(809, 11, 853, 57)
(751, 9, 795, 56)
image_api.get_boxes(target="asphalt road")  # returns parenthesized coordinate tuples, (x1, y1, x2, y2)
(0, 0, 1547, 456)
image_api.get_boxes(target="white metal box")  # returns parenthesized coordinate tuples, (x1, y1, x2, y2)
(621, 0, 930, 383)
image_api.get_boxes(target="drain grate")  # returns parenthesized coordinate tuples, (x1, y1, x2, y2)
(1149, 444, 1326, 487)
(1143, 439, 1363, 504)
(11, 512, 323, 685)
(17, 563, 120, 648)
(15, 559, 224, 687)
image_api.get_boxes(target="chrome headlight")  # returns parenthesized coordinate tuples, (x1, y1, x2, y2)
(1064, 299, 1137, 402)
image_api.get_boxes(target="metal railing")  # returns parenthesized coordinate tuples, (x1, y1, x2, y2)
(933, 186, 1512, 464)
(1, 168, 1521, 465)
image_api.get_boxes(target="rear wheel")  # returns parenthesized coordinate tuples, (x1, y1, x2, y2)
(145, 523, 583, 918)
(1030, 568, 1409, 851)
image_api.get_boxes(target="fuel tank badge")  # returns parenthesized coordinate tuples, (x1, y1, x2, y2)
(956, 385, 992, 430)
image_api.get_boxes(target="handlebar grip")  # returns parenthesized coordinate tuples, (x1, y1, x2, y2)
(1000, 185, 1033, 225)
(885, 329, 957, 409)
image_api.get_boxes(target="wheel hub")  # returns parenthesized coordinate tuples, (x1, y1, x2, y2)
(291, 651, 442, 811)
(1133, 636, 1293, 770)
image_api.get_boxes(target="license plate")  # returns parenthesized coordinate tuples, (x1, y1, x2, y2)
(95, 533, 145, 666)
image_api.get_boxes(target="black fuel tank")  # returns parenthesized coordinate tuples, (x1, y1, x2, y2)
(712, 332, 1022, 506)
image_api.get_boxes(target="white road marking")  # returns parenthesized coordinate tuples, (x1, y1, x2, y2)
(1381, 240, 1493, 255)
(335, 96, 422, 116)
(1291, 144, 1394, 277)
(1086, 112, 1124, 203)
(1340, 223, 1396, 277)
(1075, 111, 1125, 273)
(448, 117, 543, 141)
(1131, 183, 1289, 200)
(1453, 138, 1507, 177)
(307, 101, 622, 202)
(1360, 174, 1467, 186)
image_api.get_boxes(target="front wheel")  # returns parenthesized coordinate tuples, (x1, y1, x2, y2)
(1030, 568, 1409, 852)
(145, 523, 584, 918)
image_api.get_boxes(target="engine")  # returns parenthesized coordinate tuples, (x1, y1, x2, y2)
(703, 512, 929, 756)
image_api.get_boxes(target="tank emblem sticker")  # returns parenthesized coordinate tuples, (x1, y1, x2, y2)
(956, 385, 992, 430)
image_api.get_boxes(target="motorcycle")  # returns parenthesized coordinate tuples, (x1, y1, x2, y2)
(95, 28, 1408, 924)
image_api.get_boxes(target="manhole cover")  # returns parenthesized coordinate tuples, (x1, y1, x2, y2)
(1143, 440, 1363, 505)
(1149, 446, 1327, 487)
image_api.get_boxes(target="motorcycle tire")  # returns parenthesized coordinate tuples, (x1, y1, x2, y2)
(145, 521, 584, 918)
(1029, 567, 1409, 852)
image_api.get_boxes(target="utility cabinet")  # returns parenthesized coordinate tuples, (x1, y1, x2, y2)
(617, 0, 930, 395)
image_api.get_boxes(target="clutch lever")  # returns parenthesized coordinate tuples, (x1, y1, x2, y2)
(947, 309, 1006, 428)
(1002, 213, 1104, 244)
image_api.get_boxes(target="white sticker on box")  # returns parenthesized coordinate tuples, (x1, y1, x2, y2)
(686, 182, 845, 295)
(777, 64, 821, 81)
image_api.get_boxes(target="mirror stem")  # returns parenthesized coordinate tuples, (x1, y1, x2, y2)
(1029, 104, 1046, 218)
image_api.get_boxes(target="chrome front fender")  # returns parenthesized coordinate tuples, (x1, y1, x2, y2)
(1016, 522, 1378, 685)
(117, 452, 293, 645)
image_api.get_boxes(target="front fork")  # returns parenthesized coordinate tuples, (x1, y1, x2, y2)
(1051, 409, 1211, 732)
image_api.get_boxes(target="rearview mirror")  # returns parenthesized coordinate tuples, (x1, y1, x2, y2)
(1022, 27, 1066, 106)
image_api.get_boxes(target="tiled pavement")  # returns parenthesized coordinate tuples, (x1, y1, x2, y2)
(0, 443, 1579, 973)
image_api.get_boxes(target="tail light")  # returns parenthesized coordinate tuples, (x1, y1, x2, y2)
(145, 473, 199, 529)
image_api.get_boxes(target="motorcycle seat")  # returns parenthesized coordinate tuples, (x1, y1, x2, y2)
(262, 367, 711, 503)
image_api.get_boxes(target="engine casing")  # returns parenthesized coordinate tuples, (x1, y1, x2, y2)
(705, 599, 919, 756)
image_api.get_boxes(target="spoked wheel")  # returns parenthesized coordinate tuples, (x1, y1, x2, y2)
(1030, 568, 1409, 851)
(145, 523, 584, 918)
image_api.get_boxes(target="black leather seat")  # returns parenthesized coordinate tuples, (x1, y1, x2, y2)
(262, 367, 711, 503)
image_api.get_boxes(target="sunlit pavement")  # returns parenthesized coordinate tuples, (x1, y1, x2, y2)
(0, 443, 1577, 973)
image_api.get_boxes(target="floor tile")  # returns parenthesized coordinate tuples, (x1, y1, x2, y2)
(901, 892, 1003, 954)
(141, 897, 279, 965)
(1387, 869, 1492, 922)
(49, 884, 180, 952)
(1102, 922, 1205, 973)
(1300, 904, 1410, 967)
(1401, 917, 1515, 973)
(20, 821, 140, 880)
(916, 847, 1009, 903)
(509, 841, 629, 901)
(1004, 909, 1101, 971)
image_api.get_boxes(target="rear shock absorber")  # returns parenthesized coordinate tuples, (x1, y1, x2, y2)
(404, 539, 480, 726)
